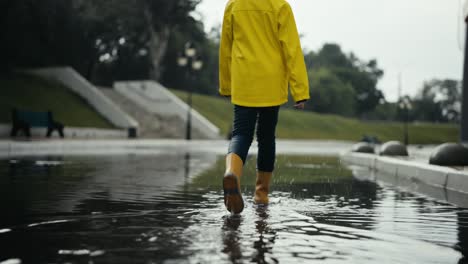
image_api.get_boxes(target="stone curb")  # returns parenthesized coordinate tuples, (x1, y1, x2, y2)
(341, 152, 468, 194)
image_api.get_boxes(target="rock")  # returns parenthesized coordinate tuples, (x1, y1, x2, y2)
(351, 142, 375, 154)
(379, 141, 408, 156)
(429, 143, 468, 166)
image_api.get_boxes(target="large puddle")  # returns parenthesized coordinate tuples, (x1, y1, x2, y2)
(0, 153, 467, 263)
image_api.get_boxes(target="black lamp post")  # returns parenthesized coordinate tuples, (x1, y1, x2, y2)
(461, 9, 468, 143)
(177, 42, 203, 140)
(399, 97, 412, 146)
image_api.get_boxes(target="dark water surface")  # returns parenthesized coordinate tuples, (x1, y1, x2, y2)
(0, 153, 467, 264)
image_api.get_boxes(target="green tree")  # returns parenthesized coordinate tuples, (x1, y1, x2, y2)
(366, 101, 398, 121)
(2, 0, 96, 74)
(161, 22, 220, 95)
(307, 68, 356, 116)
(78, 0, 201, 83)
(411, 79, 462, 123)
(304, 43, 385, 116)
(1, 0, 202, 85)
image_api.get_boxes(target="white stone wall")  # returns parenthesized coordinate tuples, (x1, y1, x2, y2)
(341, 152, 468, 195)
(114, 81, 220, 139)
(27, 67, 139, 137)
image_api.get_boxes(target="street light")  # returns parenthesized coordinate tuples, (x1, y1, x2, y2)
(399, 97, 412, 146)
(461, 2, 468, 143)
(177, 56, 188, 67)
(177, 42, 203, 140)
(185, 42, 197, 58)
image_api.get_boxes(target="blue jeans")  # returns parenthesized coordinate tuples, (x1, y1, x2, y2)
(228, 105, 280, 172)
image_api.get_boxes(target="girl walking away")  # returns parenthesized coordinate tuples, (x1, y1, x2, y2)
(219, 0, 310, 214)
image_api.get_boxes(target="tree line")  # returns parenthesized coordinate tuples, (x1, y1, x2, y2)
(1, 0, 461, 123)
(301, 43, 461, 123)
(2, 0, 208, 85)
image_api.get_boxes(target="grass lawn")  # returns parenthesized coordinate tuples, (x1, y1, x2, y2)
(171, 89, 459, 144)
(0, 73, 114, 129)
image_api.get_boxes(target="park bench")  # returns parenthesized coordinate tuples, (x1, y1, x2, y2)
(10, 108, 65, 138)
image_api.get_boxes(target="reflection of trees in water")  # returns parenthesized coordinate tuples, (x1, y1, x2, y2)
(0, 156, 90, 225)
(72, 194, 200, 261)
(276, 179, 378, 230)
(0, 186, 209, 263)
(0, 153, 217, 222)
(278, 179, 377, 206)
(457, 210, 468, 264)
(0, 153, 219, 263)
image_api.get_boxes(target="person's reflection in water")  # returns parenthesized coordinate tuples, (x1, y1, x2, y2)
(222, 214, 243, 263)
(252, 206, 277, 264)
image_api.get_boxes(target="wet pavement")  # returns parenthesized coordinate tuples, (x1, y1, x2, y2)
(0, 139, 354, 158)
(0, 153, 467, 263)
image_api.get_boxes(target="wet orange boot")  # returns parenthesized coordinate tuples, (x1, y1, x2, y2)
(254, 171, 272, 204)
(223, 153, 244, 214)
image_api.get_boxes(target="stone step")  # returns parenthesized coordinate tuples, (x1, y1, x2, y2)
(99, 88, 192, 138)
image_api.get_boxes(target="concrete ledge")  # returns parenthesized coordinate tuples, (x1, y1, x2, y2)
(415, 165, 449, 189)
(341, 152, 468, 194)
(351, 166, 467, 207)
(375, 157, 398, 176)
(341, 152, 376, 168)
(447, 171, 468, 194)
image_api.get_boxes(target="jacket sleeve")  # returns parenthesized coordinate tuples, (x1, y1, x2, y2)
(219, 1, 234, 96)
(278, 3, 310, 103)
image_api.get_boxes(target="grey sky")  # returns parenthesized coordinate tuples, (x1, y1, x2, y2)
(196, 0, 464, 102)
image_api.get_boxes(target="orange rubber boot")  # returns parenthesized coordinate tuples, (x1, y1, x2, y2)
(254, 171, 272, 204)
(223, 153, 244, 214)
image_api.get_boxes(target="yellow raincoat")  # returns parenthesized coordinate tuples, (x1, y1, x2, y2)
(219, 0, 310, 107)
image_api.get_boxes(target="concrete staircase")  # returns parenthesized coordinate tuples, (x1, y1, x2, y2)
(112, 81, 220, 139)
(99, 88, 192, 139)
